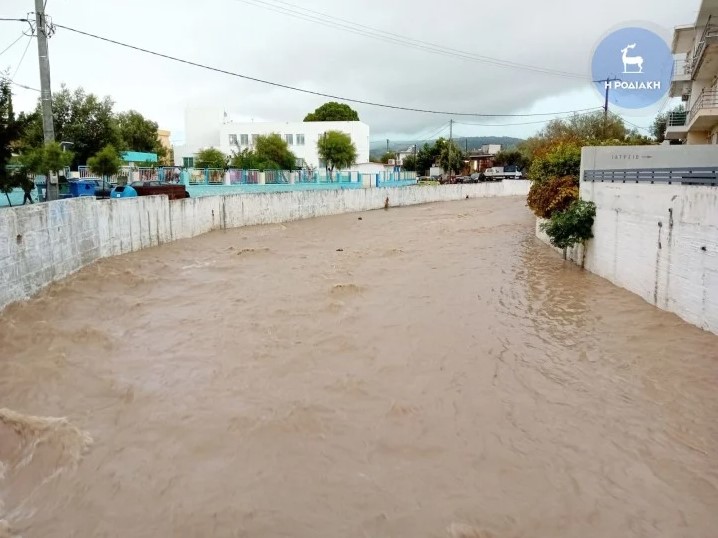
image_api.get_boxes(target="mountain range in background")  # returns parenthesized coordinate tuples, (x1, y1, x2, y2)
(369, 136, 524, 160)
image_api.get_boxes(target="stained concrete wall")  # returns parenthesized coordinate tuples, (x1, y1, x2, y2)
(537, 182, 718, 335)
(0, 181, 530, 311)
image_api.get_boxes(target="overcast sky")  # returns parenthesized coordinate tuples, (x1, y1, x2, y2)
(1, 0, 702, 146)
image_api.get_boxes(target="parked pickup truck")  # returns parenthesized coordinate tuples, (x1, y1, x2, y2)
(483, 166, 523, 180)
(130, 181, 190, 200)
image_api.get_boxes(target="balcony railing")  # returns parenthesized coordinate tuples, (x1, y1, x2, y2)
(668, 111, 687, 127)
(691, 22, 718, 74)
(673, 57, 692, 78)
(689, 89, 718, 122)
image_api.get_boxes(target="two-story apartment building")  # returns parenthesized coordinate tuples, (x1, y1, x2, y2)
(665, 0, 718, 144)
(174, 107, 370, 169)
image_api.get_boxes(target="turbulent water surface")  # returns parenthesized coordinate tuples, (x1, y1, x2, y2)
(0, 196, 716, 538)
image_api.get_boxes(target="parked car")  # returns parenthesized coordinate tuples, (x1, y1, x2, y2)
(470, 173, 485, 183)
(130, 181, 190, 200)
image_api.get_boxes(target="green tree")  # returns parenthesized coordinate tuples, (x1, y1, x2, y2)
(230, 148, 258, 170)
(255, 133, 296, 169)
(493, 148, 530, 170)
(116, 110, 167, 161)
(541, 111, 627, 142)
(0, 77, 20, 206)
(20, 85, 121, 169)
(195, 148, 227, 169)
(20, 141, 73, 176)
(379, 151, 396, 164)
(88, 145, 122, 189)
(230, 134, 297, 170)
(651, 104, 685, 143)
(317, 131, 358, 177)
(438, 140, 464, 175)
(415, 142, 441, 176)
(527, 141, 582, 182)
(402, 154, 417, 172)
(304, 102, 360, 122)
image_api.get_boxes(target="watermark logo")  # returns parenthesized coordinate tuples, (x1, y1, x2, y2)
(621, 44, 643, 74)
(592, 26, 673, 110)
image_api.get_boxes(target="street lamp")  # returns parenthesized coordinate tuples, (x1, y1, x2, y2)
(60, 141, 74, 152)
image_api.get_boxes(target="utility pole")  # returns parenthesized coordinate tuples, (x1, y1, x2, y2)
(386, 139, 389, 154)
(448, 119, 453, 179)
(34, 0, 57, 201)
(595, 77, 620, 140)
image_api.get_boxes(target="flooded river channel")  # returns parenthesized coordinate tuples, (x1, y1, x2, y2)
(1, 196, 716, 537)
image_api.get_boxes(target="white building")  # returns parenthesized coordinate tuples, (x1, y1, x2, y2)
(480, 144, 502, 155)
(174, 107, 370, 168)
(396, 146, 417, 166)
(665, 0, 718, 144)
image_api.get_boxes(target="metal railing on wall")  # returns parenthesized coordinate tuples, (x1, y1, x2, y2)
(667, 111, 688, 126)
(584, 167, 718, 186)
(691, 21, 718, 74)
(674, 57, 691, 78)
(689, 89, 718, 122)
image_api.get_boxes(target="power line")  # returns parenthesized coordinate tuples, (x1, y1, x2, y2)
(231, 0, 587, 80)
(407, 121, 452, 145)
(369, 122, 450, 150)
(0, 33, 25, 57)
(11, 35, 33, 80)
(417, 122, 451, 144)
(8, 79, 40, 91)
(608, 111, 651, 133)
(454, 108, 604, 127)
(53, 23, 598, 118)
(0, 18, 30, 22)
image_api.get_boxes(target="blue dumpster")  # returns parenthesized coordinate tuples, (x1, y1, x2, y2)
(110, 185, 138, 199)
(69, 180, 98, 197)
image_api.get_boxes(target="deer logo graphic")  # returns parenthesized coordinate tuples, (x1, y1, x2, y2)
(621, 43, 644, 74)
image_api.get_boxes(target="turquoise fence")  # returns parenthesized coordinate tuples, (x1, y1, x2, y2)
(187, 168, 225, 185)
(377, 171, 417, 188)
(295, 171, 355, 183)
(229, 169, 260, 185)
(2, 168, 418, 207)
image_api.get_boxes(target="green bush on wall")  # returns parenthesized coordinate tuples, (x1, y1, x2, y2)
(541, 200, 597, 251)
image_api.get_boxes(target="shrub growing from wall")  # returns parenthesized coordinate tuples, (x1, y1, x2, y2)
(526, 175, 578, 219)
(541, 199, 597, 251)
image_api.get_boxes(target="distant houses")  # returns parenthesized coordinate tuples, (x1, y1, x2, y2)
(466, 144, 503, 174)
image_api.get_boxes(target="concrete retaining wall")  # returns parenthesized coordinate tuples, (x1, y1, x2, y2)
(536, 182, 718, 335)
(0, 181, 529, 311)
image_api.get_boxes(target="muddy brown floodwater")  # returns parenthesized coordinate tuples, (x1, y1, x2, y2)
(1, 196, 717, 538)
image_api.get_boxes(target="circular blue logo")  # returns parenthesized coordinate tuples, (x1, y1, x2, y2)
(592, 26, 673, 109)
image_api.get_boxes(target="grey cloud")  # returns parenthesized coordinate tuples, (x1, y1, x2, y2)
(2, 0, 698, 141)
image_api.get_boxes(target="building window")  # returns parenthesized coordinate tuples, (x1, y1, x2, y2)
(251, 134, 259, 146)
(183, 156, 194, 168)
(229, 134, 238, 146)
(285, 134, 294, 145)
(240, 134, 249, 146)
(296, 134, 305, 145)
